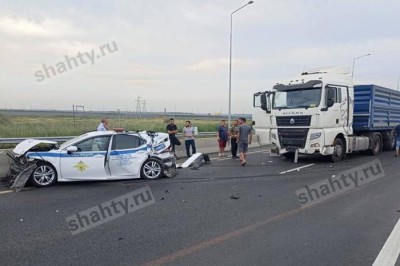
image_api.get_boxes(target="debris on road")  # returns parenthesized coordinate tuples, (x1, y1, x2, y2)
(230, 194, 240, 200)
(6, 150, 37, 192)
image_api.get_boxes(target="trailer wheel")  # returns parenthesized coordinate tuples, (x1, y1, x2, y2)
(331, 138, 344, 163)
(383, 130, 395, 151)
(369, 133, 382, 155)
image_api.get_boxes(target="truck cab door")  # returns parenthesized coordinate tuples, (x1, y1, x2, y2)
(323, 85, 343, 127)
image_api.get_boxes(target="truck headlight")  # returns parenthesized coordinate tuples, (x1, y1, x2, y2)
(310, 133, 321, 140)
(271, 133, 277, 139)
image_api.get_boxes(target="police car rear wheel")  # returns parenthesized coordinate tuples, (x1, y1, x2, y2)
(141, 158, 164, 180)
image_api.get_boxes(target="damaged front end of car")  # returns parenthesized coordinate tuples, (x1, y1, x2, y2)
(6, 139, 58, 191)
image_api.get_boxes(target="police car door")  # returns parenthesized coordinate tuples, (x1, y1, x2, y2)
(59, 135, 111, 180)
(108, 134, 148, 179)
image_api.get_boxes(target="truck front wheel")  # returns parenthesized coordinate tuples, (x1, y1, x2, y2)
(331, 138, 344, 163)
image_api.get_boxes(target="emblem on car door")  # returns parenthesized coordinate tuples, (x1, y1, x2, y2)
(74, 161, 89, 172)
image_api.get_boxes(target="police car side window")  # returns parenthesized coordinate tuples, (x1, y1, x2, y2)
(112, 135, 144, 150)
(76, 136, 110, 152)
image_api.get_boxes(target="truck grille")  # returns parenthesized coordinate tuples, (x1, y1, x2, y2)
(276, 116, 311, 126)
(278, 128, 309, 149)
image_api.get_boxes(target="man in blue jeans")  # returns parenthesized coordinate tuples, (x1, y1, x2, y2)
(183, 121, 196, 157)
(395, 124, 400, 157)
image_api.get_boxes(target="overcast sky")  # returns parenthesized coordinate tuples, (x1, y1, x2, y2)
(0, 0, 399, 114)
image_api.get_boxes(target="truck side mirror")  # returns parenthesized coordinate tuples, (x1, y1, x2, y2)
(327, 98, 334, 108)
(260, 94, 267, 111)
(260, 93, 272, 113)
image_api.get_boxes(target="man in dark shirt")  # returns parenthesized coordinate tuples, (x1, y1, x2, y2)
(166, 118, 179, 156)
(395, 124, 400, 157)
(236, 117, 252, 166)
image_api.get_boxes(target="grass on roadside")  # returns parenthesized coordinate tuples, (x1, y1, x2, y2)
(0, 115, 221, 138)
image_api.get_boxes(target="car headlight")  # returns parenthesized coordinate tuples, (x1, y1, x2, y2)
(310, 133, 321, 140)
(271, 133, 277, 139)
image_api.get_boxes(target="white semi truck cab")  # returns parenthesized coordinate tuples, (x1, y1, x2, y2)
(258, 67, 400, 162)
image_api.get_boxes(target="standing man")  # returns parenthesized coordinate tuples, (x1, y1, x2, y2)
(395, 124, 400, 157)
(217, 120, 228, 157)
(166, 118, 180, 156)
(229, 119, 239, 159)
(97, 117, 110, 131)
(183, 121, 196, 157)
(236, 117, 252, 166)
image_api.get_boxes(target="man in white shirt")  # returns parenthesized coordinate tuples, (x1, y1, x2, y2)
(182, 121, 196, 157)
(97, 117, 110, 131)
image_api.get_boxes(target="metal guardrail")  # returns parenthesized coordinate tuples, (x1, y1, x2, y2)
(0, 132, 217, 145)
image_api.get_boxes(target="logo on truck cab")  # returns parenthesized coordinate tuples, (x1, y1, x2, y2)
(283, 111, 304, 115)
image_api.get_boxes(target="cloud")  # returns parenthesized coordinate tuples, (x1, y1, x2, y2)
(0, 16, 80, 37)
(186, 58, 250, 72)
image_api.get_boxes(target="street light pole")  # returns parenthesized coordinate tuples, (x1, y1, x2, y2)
(228, 1, 254, 128)
(397, 76, 400, 91)
(351, 53, 371, 78)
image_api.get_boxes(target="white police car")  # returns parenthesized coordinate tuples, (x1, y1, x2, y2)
(12, 131, 176, 187)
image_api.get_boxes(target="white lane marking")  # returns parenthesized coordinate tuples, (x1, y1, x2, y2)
(210, 150, 270, 161)
(279, 164, 315, 174)
(372, 217, 400, 266)
(0, 190, 13, 195)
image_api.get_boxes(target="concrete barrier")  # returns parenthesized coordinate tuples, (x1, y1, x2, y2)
(0, 135, 267, 181)
(0, 150, 10, 181)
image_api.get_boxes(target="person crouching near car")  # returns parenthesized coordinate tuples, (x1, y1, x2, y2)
(217, 120, 228, 157)
(97, 117, 110, 131)
(183, 121, 196, 157)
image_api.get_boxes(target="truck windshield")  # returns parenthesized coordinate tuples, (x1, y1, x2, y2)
(273, 88, 321, 109)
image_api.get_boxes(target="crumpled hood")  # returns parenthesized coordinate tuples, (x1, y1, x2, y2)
(13, 139, 58, 157)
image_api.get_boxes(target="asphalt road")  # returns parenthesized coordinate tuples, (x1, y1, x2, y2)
(1, 148, 400, 266)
